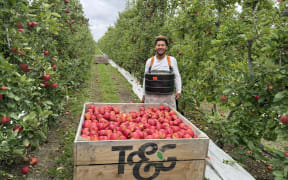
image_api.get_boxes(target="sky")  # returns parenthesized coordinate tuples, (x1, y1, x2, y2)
(79, 0, 127, 42)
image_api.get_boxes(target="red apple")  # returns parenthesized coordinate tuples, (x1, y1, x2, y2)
(97, 123, 105, 130)
(43, 74, 51, 81)
(51, 83, 57, 88)
(30, 157, 38, 165)
(280, 115, 288, 124)
(83, 120, 92, 128)
(285, 152, 288, 157)
(43, 50, 49, 56)
(221, 96, 227, 102)
(145, 135, 154, 139)
(1, 116, 10, 125)
(20, 64, 29, 72)
(52, 64, 56, 70)
(42, 81, 49, 88)
(255, 96, 260, 101)
(18, 28, 25, 33)
(172, 133, 179, 139)
(1, 86, 8, 90)
(31, 22, 38, 27)
(13, 125, 23, 133)
(90, 135, 99, 141)
(186, 129, 194, 137)
(21, 166, 29, 174)
(16, 23, 24, 29)
(81, 128, 89, 135)
(183, 134, 192, 138)
(0, 94, 3, 100)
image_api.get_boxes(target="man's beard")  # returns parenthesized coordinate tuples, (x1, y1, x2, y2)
(156, 50, 166, 56)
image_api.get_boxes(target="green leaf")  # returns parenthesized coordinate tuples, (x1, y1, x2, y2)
(23, 47, 32, 50)
(51, 12, 61, 18)
(13, 148, 24, 155)
(273, 91, 288, 102)
(39, 110, 52, 118)
(284, 166, 288, 178)
(8, 0, 15, 6)
(38, 131, 47, 140)
(43, 3, 51, 10)
(223, 89, 232, 95)
(43, 101, 53, 105)
(247, 141, 254, 150)
(36, 27, 41, 32)
(157, 152, 163, 160)
(273, 170, 284, 178)
(6, 92, 20, 101)
(211, 40, 222, 45)
(23, 112, 36, 122)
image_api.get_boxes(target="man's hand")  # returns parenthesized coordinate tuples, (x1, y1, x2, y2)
(141, 95, 145, 103)
(174, 93, 181, 100)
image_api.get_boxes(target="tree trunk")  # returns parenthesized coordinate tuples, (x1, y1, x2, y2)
(247, 40, 254, 76)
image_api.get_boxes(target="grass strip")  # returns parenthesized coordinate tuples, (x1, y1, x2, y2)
(96, 64, 120, 103)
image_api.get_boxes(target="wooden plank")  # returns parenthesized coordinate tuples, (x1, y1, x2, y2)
(206, 140, 255, 180)
(74, 160, 205, 180)
(75, 138, 209, 165)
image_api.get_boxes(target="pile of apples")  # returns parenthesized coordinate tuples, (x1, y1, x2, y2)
(80, 105, 198, 141)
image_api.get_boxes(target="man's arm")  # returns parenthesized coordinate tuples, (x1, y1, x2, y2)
(172, 57, 182, 99)
(141, 58, 151, 103)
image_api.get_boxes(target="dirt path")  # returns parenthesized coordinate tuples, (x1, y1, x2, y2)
(21, 63, 138, 180)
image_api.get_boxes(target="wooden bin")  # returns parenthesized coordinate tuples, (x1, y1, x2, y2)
(94, 55, 109, 64)
(74, 103, 209, 180)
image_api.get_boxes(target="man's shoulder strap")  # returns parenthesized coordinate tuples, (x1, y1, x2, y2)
(149, 56, 155, 68)
(148, 56, 154, 73)
(167, 56, 171, 66)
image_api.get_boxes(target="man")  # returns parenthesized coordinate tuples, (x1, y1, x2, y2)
(142, 35, 182, 109)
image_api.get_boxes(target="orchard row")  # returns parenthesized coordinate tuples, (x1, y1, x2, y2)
(0, 0, 96, 177)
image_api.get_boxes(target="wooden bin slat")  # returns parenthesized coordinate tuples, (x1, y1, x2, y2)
(74, 160, 205, 180)
(75, 138, 209, 165)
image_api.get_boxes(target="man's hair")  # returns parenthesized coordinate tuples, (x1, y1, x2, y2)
(155, 35, 168, 46)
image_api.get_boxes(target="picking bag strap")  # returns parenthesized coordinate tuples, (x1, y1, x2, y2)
(148, 56, 154, 73)
(167, 56, 173, 72)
